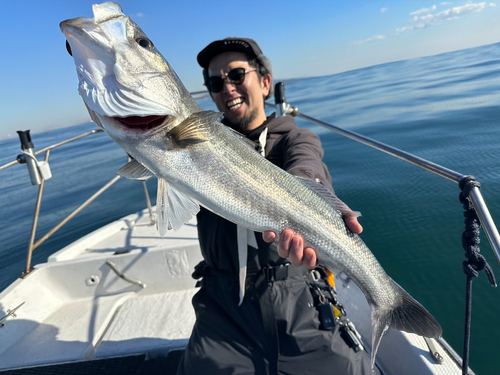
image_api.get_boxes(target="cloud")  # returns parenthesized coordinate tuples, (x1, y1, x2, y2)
(355, 2, 494, 46)
(395, 26, 415, 34)
(396, 2, 493, 33)
(410, 5, 437, 15)
(353, 35, 386, 45)
(416, 2, 487, 26)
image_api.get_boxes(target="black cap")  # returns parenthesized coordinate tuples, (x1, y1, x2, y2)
(197, 37, 273, 98)
(197, 37, 263, 68)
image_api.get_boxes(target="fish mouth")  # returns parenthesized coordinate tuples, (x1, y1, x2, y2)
(112, 115, 169, 131)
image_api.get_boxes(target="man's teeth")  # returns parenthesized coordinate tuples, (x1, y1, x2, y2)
(227, 98, 244, 110)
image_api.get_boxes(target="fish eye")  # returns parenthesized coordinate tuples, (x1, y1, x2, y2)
(136, 37, 153, 49)
(65, 40, 72, 56)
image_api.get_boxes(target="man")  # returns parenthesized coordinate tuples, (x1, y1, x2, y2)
(177, 37, 379, 375)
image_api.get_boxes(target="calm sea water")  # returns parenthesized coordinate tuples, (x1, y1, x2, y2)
(1, 42, 500, 374)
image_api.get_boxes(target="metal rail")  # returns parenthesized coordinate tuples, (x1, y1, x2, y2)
(25, 151, 50, 275)
(293, 110, 500, 266)
(0, 302, 25, 327)
(30, 176, 122, 250)
(0, 129, 104, 172)
(296, 111, 464, 182)
(268, 97, 500, 266)
(142, 180, 156, 225)
(0, 128, 154, 277)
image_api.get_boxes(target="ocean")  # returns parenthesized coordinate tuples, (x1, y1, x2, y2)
(1, 42, 500, 374)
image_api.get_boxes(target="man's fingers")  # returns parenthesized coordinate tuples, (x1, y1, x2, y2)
(345, 216, 363, 234)
(288, 236, 303, 267)
(272, 229, 318, 269)
(277, 229, 293, 258)
(303, 247, 317, 269)
(262, 230, 276, 243)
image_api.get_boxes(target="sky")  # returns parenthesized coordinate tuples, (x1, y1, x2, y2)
(1, 0, 499, 140)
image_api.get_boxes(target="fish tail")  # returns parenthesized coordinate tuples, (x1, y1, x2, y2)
(370, 278, 442, 368)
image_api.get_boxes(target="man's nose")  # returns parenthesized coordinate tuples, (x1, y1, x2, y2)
(222, 80, 236, 94)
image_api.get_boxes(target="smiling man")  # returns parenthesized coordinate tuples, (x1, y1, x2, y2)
(177, 37, 378, 375)
(205, 50, 270, 131)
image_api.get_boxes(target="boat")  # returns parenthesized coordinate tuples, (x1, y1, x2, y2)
(0, 83, 494, 374)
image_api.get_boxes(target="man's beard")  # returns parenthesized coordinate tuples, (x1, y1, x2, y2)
(225, 106, 260, 132)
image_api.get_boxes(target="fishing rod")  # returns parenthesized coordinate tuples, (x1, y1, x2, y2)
(269, 82, 500, 267)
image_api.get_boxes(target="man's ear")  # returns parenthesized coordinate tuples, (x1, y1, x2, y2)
(261, 73, 272, 98)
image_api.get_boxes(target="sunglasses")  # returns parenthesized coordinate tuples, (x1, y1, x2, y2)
(206, 68, 257, 93)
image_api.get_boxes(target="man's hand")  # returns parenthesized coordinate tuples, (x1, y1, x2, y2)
(262, 217, 363, 269)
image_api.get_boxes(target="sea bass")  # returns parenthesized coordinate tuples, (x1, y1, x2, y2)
(60, 2, 442, 366)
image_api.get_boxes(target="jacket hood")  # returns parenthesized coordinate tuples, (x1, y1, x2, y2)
(242, 113, 298, 142)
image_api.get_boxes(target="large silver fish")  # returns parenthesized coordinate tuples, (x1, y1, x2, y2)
(60, 2, 442, 366)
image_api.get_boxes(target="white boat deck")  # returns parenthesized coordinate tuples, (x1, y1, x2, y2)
(0, 208, 470, 374)
(0, 209, 202, 371)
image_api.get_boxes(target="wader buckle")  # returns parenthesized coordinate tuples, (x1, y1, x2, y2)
(264, 264, 290, 281)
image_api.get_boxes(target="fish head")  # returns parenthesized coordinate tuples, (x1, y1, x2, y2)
(60, 2, 199, 148)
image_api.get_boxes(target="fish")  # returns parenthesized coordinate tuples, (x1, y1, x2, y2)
(60, 2, 442, 366)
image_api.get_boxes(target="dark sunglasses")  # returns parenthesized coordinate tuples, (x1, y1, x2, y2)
(206, 68, 257, 93)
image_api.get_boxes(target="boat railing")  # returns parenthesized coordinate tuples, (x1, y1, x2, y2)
(0, 129, 155, 277)
(269, 82, 500, 267)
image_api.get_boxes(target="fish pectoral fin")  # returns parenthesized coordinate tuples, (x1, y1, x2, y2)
(167, 110, 222, 149)
(296, 177, 361, 219)
(156, 178, 200, 236)
(116, 158, 154, 180)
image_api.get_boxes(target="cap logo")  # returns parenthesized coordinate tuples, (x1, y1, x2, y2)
(224, 40, 250, 49)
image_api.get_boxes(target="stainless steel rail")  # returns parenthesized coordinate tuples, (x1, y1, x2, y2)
(274, 104, 500, 266)
(33, 129, 104, 156)
(0, 129, 104, 172)
(0, 302, 25, 327)
(30, 175, 122, 251)
(1, 128, 154, 277)
(296, 111, 464, 182)
(142, 180, 156, 225)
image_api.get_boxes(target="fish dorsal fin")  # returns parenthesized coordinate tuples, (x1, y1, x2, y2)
(167, 110, 222, 150)
(297, 177, 361, 218)
(116, 158, 154, 180)
(156, 178, 200, 236)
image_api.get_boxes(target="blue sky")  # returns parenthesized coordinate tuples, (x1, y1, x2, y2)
(1, 0, 499, 140)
